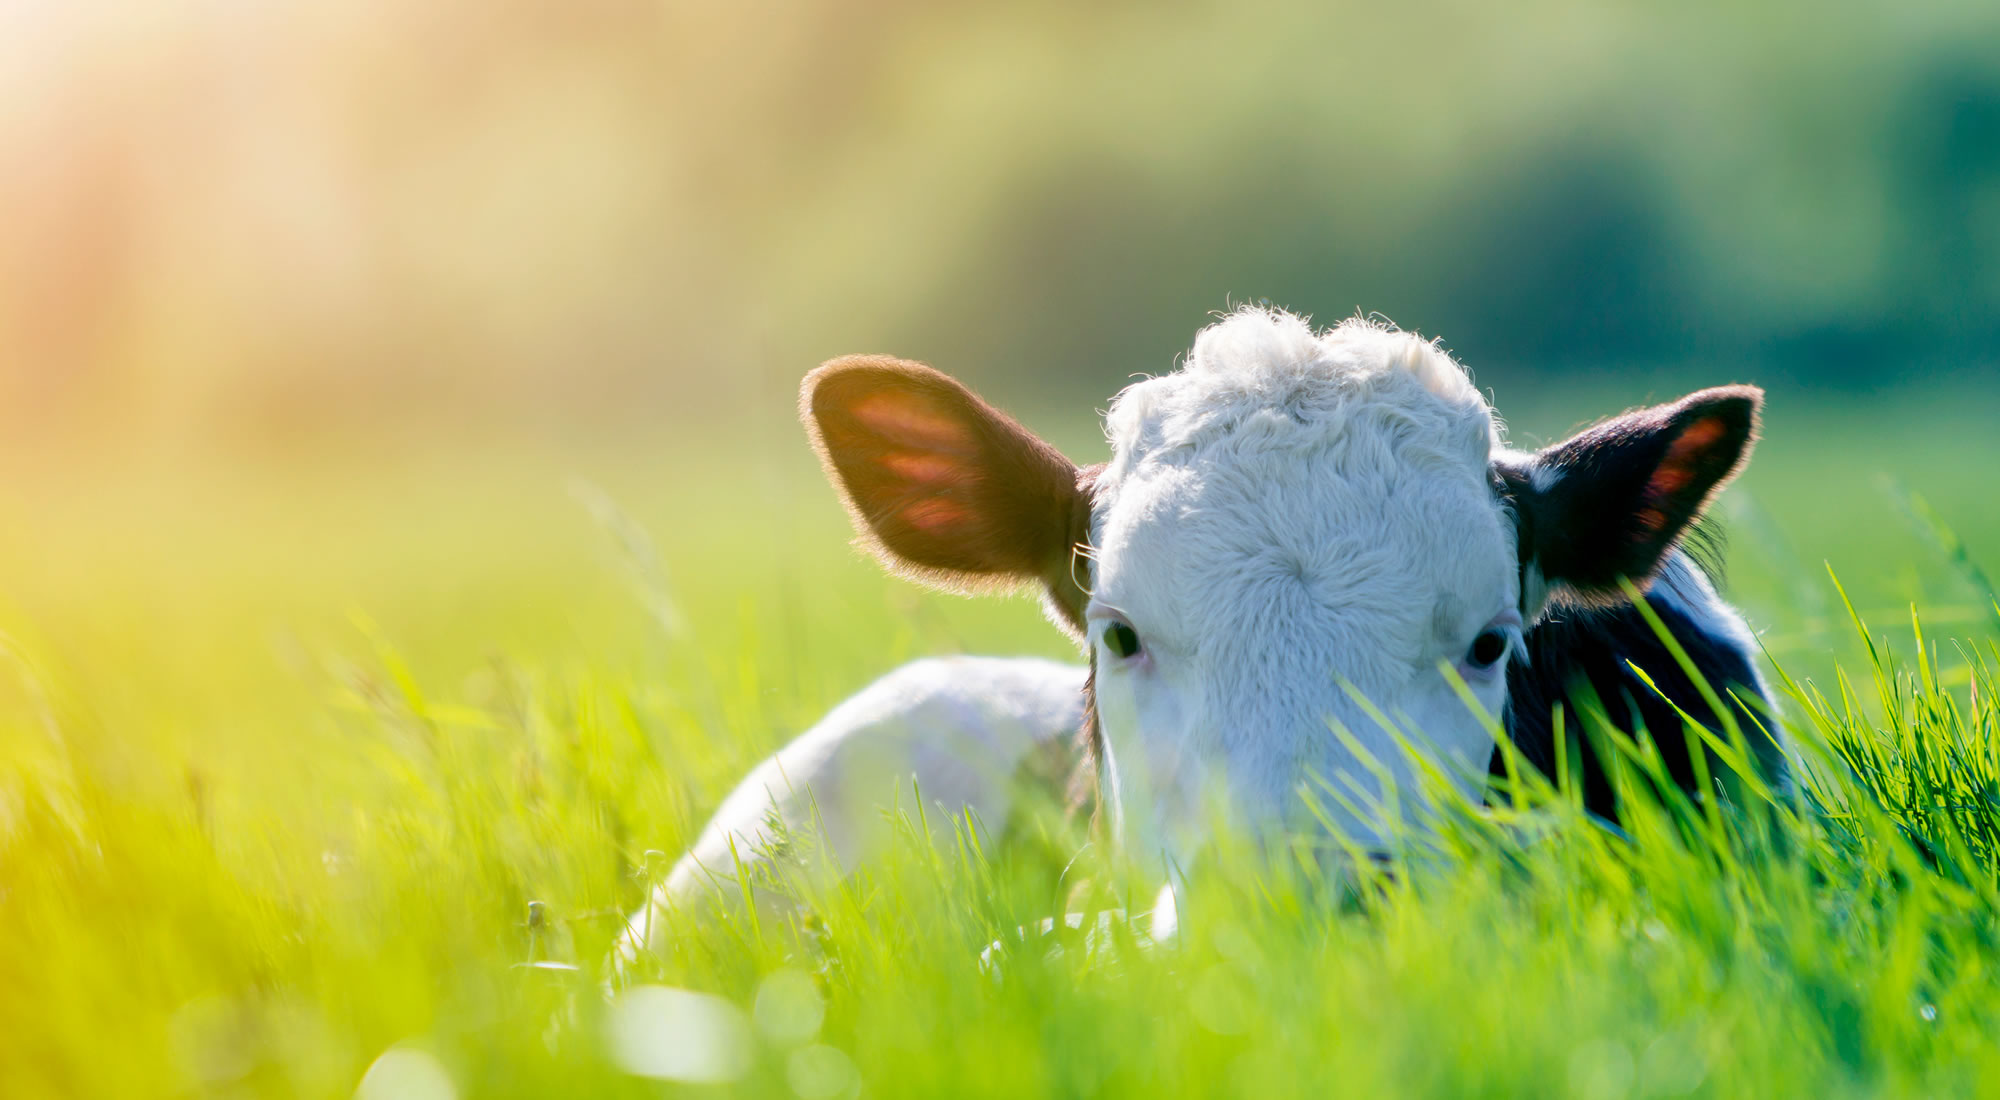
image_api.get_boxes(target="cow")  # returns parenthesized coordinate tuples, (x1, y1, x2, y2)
(626, 306, 1789, 954)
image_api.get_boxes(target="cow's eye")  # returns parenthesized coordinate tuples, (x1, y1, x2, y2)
(1102, 621, 1143, 659)
(1466, 628, 1510, 670)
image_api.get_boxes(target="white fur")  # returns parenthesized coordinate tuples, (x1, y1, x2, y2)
(622, 656, 1084, 957)
(1088, 308, 1515, 872)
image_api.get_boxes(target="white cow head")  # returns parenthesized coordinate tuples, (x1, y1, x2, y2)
(803, 308, 1758, 875)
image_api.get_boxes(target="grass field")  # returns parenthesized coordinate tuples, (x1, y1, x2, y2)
(4, 381, 2000, 1099)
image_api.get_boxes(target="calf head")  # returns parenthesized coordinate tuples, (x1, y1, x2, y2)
(803, 308, 1759, 875)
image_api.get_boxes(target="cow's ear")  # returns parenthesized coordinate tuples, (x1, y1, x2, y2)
(1504, 385, 1761, 614)
(802, 356, 1095, 633)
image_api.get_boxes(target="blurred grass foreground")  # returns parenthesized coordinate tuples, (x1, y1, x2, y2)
(6, 1, 2000, 1098)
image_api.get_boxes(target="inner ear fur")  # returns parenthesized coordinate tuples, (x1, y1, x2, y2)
(802, 355, 1097, 638)
(1510, 385, 1762, 606)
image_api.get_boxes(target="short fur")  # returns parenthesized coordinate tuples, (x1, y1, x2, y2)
(620, 656, 1085, 959)
(1497, 551, 1789, 820)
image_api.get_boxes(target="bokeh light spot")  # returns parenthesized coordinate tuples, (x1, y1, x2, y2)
(754, 968, 826, 1046)
(354, 1045, 456, 1100)
(605, 985, 752, 1084)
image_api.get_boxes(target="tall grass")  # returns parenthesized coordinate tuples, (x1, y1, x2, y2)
(4, 428, 2000, 1099)
(5, 559, 2000, 1099)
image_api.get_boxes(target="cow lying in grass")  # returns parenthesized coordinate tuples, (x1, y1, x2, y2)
(630, 307, 1789, 952)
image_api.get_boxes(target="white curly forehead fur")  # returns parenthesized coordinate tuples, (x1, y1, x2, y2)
(1087, 307, 1518, 816)
(1102, 307, 1501, 481)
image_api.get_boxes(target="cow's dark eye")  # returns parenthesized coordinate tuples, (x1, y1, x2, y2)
(1102, 621, 1143, 659)
(1467, 628, 1509, 670)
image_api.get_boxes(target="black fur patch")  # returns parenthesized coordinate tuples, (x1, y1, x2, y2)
(1491, 585, 1784, 821)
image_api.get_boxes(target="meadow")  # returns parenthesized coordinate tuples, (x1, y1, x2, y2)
(4, 377, 2000, 1100)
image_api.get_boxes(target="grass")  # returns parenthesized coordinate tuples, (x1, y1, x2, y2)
(3, 400, 1999, 1099)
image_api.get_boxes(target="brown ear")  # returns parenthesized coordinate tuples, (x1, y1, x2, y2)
(1507, 385, 1761, 607)
(802, 356, 1094, 632)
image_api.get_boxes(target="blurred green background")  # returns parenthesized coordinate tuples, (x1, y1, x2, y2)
(8, 0, 2000, 438)
(2, 0, 1999, 822)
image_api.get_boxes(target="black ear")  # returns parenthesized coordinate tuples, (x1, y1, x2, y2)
(1503, 386, 1761, 612)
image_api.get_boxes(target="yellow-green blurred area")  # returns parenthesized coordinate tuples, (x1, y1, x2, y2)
(9, 4, 2000, 1097)
(4, 0, 2000, 827)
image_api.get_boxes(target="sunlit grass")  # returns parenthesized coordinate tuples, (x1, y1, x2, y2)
(3, 428, 1999, 1098)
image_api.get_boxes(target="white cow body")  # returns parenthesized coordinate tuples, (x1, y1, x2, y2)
(627, 656, 1083, 954)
